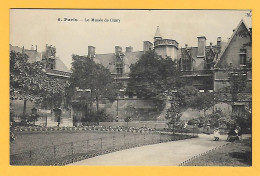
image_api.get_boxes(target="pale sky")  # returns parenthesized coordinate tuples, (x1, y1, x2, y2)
(10, 9, 252, 69)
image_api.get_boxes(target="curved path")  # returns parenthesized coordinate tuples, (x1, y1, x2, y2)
(69, 134, 229, 166)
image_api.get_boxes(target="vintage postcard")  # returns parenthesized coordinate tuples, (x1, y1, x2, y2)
(1, 1, 259, 176)
(9, 9, 252, 166)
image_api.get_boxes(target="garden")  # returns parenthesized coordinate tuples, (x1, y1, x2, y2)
(10, 126, 197, 165)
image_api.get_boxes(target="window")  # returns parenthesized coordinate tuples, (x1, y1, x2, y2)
(115, 56, 124, 75)
(205, 51, 214, 70)
(116, 63, 123, 74)
(240, 49, 247, 65)
(205, 57, 213, 70)
(116, 57, 123, 74)
(46, 58, 55, 69)
(182, 58, 191, 71)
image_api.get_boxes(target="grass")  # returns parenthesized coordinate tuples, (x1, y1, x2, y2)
(10, 130, 195, 165)
(184, 138, 252, 166)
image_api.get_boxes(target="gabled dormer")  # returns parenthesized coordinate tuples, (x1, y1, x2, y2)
(215, 19, 252, 69)
(42, 44, 56, 70)
(180, 47, 193, 71)
(205, 46, 216, 70)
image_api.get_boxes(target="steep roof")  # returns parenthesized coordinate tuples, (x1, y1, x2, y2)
(94, 51, 144, 74)
(214, 19, 251, 67)
(10, 44, 71, 73)
(93, 53, 115, 73)
(180, 45, 219, 70)
(10, 44, 42, 63)
(25, 50, 42, 63)
(124, 51, 144, 66)
(9, 44, 23, 53)
(55, 57, 71, 72)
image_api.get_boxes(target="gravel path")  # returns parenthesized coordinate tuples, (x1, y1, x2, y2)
(68, 134, 229, 166)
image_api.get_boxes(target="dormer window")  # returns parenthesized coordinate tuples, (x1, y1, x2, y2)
(181, 54, 192, 71)
(182, 59, 191, 71)
(116, 63, 123, 74)
(46, 58, 55, 70)
(240, 49, 247, 66)
(115, 56, 123, 75)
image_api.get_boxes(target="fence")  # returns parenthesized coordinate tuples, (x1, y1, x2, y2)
(10, 132, 197, 166)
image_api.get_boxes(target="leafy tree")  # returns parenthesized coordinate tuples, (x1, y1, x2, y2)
(165, 97, 182, 134)
(10, 51, 69, 120)
(206, 109, 226, 128)
(188, 92, 214, 117)
(124, 104, 136, 119)
(230, 104, 252, 132)
(127, 51, 180, 100)
(69, 55, 116, 123)
(228, 69, 248, 101)
(127, 51, 180, 113)
(175, 86, 199, 108)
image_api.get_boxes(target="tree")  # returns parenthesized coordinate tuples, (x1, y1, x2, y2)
(69, 55, 116, 123)
(228, 69, 248, 102)
(127, 51, 180, 112)
(188, 92, 214, 117)
(10, 51, 69, 120)
(165, 97, 182, 134)
(206, 109, 226, 128)
(175, 86, 199, 108)
(128, 51, 180, 99)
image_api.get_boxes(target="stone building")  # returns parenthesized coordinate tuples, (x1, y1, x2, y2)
(178, 35, 230, 91)
(84, 19, 251, 120)
(213, 19, 252, 116)
(86, 26, 179, 98)
(10, 19, 251, 125)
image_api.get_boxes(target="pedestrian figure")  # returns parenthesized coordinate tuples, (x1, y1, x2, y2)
(227, 128, 239, 142)
(213, 128, 220, 141)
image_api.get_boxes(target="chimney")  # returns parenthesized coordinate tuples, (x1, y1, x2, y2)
(22, 46, 25, 54)
(197, 36, 207, 57)
(185, 44, 188, 49)
(126, 46, 133, 52)
(217, 37, 221, 46)
(115, 46, 122, 55)
(210, 42, 213, 48)
(88, 46, 95, 58)
(216, 37, 222, 54)
(143, 41, 153, 53)
(35, 45, 37, 52)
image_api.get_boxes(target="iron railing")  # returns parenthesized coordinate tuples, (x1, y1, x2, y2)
(10, 132, 197, 166)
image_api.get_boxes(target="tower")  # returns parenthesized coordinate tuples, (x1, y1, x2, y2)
(153, 26, 179, 60)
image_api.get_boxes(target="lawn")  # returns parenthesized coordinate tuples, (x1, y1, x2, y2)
(10, 130, 194, 165)
(184, 138, 252, 166)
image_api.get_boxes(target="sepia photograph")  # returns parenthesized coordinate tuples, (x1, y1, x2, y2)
(9, 9, 252, 166)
